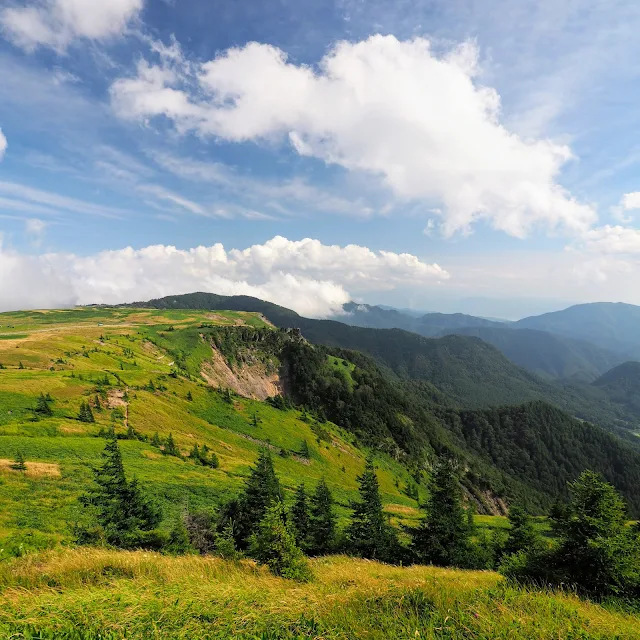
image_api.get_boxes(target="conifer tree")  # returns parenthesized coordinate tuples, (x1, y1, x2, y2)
(151, 432, 161, 447)
(35, 392, 53, 416)
(249, 502, 312, 582)
(412, 458, 471, 567)
(94, 395, 102, 411)
(232, 449, 282, 548)
(11, 450, 27, 471)
(346, 457, 398, 562)
(186, 391, 193, 401)
(78, 436, 161, 547)
(78, 401, 95, 423)
(215, 521, 242, 560)
(167, 512, 191, 554)
(163, 433, 180, 457)
(298, 439, 310, 459)
(309, 478, 336, 554)
(503, 505, 540, 557)
(290, 483, 310, 550)
(189, 444, 201, 464)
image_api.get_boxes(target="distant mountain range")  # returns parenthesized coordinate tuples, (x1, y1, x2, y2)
(331, 301, 640, 382)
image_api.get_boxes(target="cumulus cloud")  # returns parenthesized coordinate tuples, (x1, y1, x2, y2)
(621, 192, 640, 211)
(111, 35, 596, 237)
(0, 236, 448, 316)
(0, 128, 6, 160)
(576, 225, 640, 254)
(1, 0, 143, 52)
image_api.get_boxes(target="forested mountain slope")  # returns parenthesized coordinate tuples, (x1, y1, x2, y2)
(127, 293, 640, 435)
(444, 326, 626, 381)
(516, 302, 640, 357)
(593, 361, 640, 415)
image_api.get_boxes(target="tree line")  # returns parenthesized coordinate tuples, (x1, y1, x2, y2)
(75, 436, 640, 596)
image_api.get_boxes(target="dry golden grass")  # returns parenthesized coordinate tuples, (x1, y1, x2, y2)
(0, 549, 638, 639)
(0, 459, 60, 477)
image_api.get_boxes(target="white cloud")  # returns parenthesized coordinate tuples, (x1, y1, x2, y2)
(576, 225, 640, 255)
(1, 0, 143, 52)
(111, 35, 597, 238)
(0, 236, 449, 316)
(0, 128, 6, 160)
(25, 217, 47, 236)
(622, 192, 640, 211)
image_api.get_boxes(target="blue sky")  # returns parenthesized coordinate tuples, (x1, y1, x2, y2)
(1, 0, 640, 318)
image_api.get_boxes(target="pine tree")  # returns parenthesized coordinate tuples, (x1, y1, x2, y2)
(167, 512, 191, 554)
(94, 395, 102, 411)
(249, 502, 312, 582)
(126, 424, 136, 440)
(11, 450, 27, 471)
(298, 439, 310, 459)
(18, 361, 24, 369)
(412, 458, 471, 567)
(163, 433, 180, 457)
(309, 478, 336, 554)
(186, 390, 193, 401)
(346, 457, 398, 562)
(151, 432, 161, 447)
(503, 505, 540, 557)
(551, 470, 639, 595)
(215, 521, 242, 560)
(78, 436, 161, 547)
(35, 392, 53, 416)
(232, 449, 282, 548)
(78, 401, 95, 423)
(189, 444, 201, 464)
(290, 483, 310, 550)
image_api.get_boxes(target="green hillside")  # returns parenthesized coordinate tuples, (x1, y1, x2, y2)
(0, 308, 422, 547)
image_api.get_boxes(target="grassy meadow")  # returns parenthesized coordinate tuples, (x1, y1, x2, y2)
(0, 307, 422, 546)
(1, 549, 639, 639)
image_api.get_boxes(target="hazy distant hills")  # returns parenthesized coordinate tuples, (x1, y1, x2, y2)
(334, 302, 504, 336)
(516, 302, 640, 358)
(443, 326, 626, 382)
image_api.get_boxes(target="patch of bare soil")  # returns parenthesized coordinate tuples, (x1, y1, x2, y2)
(201, 346, 283, 401)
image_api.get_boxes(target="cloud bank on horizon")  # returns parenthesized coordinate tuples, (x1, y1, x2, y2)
(0, 236, 448, 316)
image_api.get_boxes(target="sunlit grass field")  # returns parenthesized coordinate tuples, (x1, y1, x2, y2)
(1, 549, 638, 639)
(0, 307, 422, 546)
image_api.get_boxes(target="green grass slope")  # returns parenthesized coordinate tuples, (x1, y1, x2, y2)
(0, 308, 422, 547)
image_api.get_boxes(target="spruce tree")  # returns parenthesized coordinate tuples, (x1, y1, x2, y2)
(151, 432, 161, 447)
(78, 401, 95, 423)
(189, 444, 201, 464)
(167, 512, 191, 554)
(290, 483, 310, 550)
(298, 439, 310, 459)
(11, 450, 27, 471)
(346, 457, 398, 562)
(79, 436, 161, 547)
(412, 458, 471, 567)
(94, 395, 102, 411)
(503, 505, 540, 557)
(309, 478, 336, 554)
(232, 449, 282, 548)
(186, 391, 193, 401)
(215, 521, 242, 560)
(163, 433, 180, 457)
(249, 502, 312, 582)
(35, 393, 53, 416)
